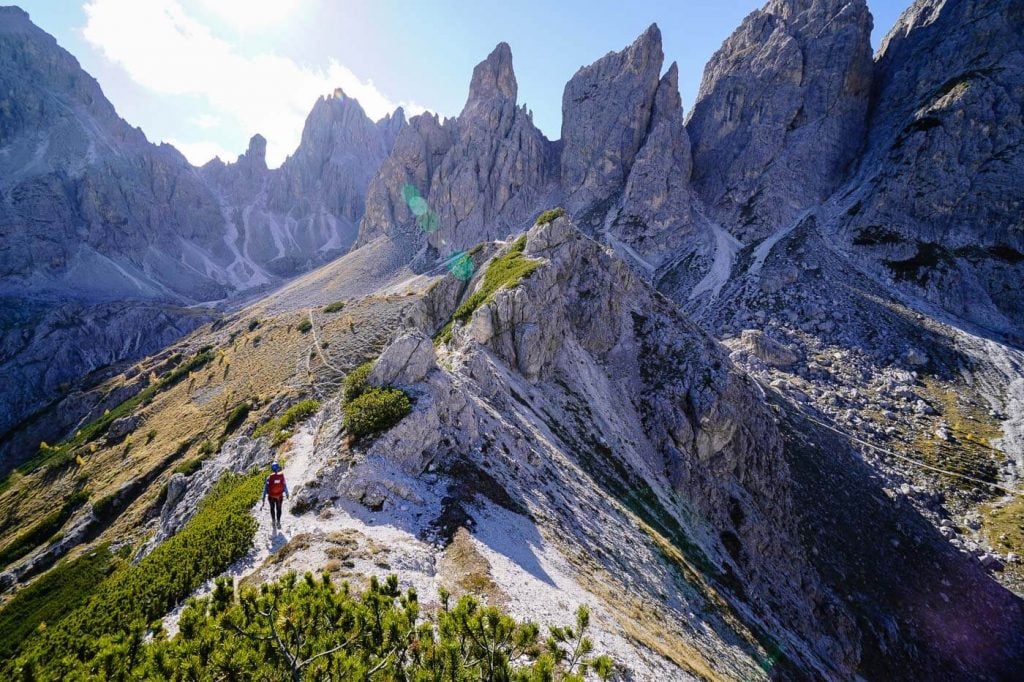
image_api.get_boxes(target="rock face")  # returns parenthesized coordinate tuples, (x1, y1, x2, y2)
(0, 7, 231, 303)
(560, 24, 664, 225)
(834, 0, 1024, 336)
(368, 330, 436, 387)
(356, 44, 556, 260)
(687, 0, 874, 241)
(314, 217, 1024, 678)
(146, 435, 271, 553)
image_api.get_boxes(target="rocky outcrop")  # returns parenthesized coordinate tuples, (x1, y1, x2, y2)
(356, 44, 556, 258)
(355, 112, 455, 248)
(323, 216, 1024, 677)
(687, 0, 874, 241)
(368, 330, 436, 387)
(558, 26, 713, 278)
(146, 435, 271, 553)
(834, 0, 1024, 337)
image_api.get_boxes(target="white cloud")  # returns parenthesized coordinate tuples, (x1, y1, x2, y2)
(81, 0, 427, 167)
(189, 113, 222, 130)
(166, 138, 236, 166)
(195, 0, 302, 33)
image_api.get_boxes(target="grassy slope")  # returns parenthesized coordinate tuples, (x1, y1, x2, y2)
(0, 294, 419, 600)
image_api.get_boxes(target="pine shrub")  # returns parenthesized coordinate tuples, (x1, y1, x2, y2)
(535, 206, 565, 225)
(253, 399, 321, 446)
(4, 471, 264, 676)
(343, 387, 412, 439)
(11, 571, 613, 680)
(342, 361, 374, 402)
(0, 545, 114, 661)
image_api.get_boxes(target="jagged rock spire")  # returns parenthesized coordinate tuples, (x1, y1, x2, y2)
(238, 133, 267, 169)
(461, 42, 517, 119)
(560, 23, 664, 224)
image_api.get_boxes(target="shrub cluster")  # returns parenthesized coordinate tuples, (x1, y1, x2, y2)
(340, 360, 412, 440)
(12, 569, 613, 680)
(343, 387, 412, 440)
(322, 300, 346, 314)
(3, 471, 264, 677)
(296, 318, 313, 334)
(436, 235, 541, 344)
(342, 361, 374, 402)
(253, 399, 321, 446)
(535, 206, 565, 225)
(0, 545, 114, 661)
(222, 401, 251, 437)
(172, 458, 204, 477)
(0, 489, 89, 569)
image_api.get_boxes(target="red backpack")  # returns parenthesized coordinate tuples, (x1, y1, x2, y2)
(267, 473, 286, 499)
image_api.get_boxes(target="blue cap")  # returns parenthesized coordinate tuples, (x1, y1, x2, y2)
(271, 462, 280, 472)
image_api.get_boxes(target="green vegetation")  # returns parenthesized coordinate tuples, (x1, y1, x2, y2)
(248, 319, 261, 332)
(339, 359, 411, 440)
(436, 235, 541, 344)
(172, 458, 204, 477)
(913, 377, 1004, 490)
(536, 207, 566, 225)
(4, 471, 264, 676)
(343, 361, 374, 402)
(343, 388, 412, 440)
(0, 490, 89, 569)
(254, 399, 322, 446)
(13, 349, 215, 477)
(9, 569, 612, 680)
(222, 401, 252, 437)
(296, 318, 313, 334)
(323, 300, 346, 314)
(0, 545, 115, 661)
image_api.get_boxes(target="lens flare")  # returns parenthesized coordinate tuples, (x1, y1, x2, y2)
(448, 251, 475, 280)
(400, 183, 420, 203)
(417, 210, 440, 233)
(408, 196, 429, 217)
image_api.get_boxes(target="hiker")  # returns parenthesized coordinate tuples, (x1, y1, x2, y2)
(261, 462, 289, 531)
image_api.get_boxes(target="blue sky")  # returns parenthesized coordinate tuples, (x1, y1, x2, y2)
(21, 0, 912, 167)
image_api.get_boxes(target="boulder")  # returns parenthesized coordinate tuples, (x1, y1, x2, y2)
(369, 331, 437, 387)
(735, 329, 799, 367)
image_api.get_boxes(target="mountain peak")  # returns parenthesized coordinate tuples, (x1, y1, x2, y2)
(560, 23, 664, 220)
(239, 133, 267, 169)
(461, 42, 517, 118)
(0, 5, 31, 27)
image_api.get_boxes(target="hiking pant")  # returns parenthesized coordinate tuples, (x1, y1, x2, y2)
(269, 497, 283, 526)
